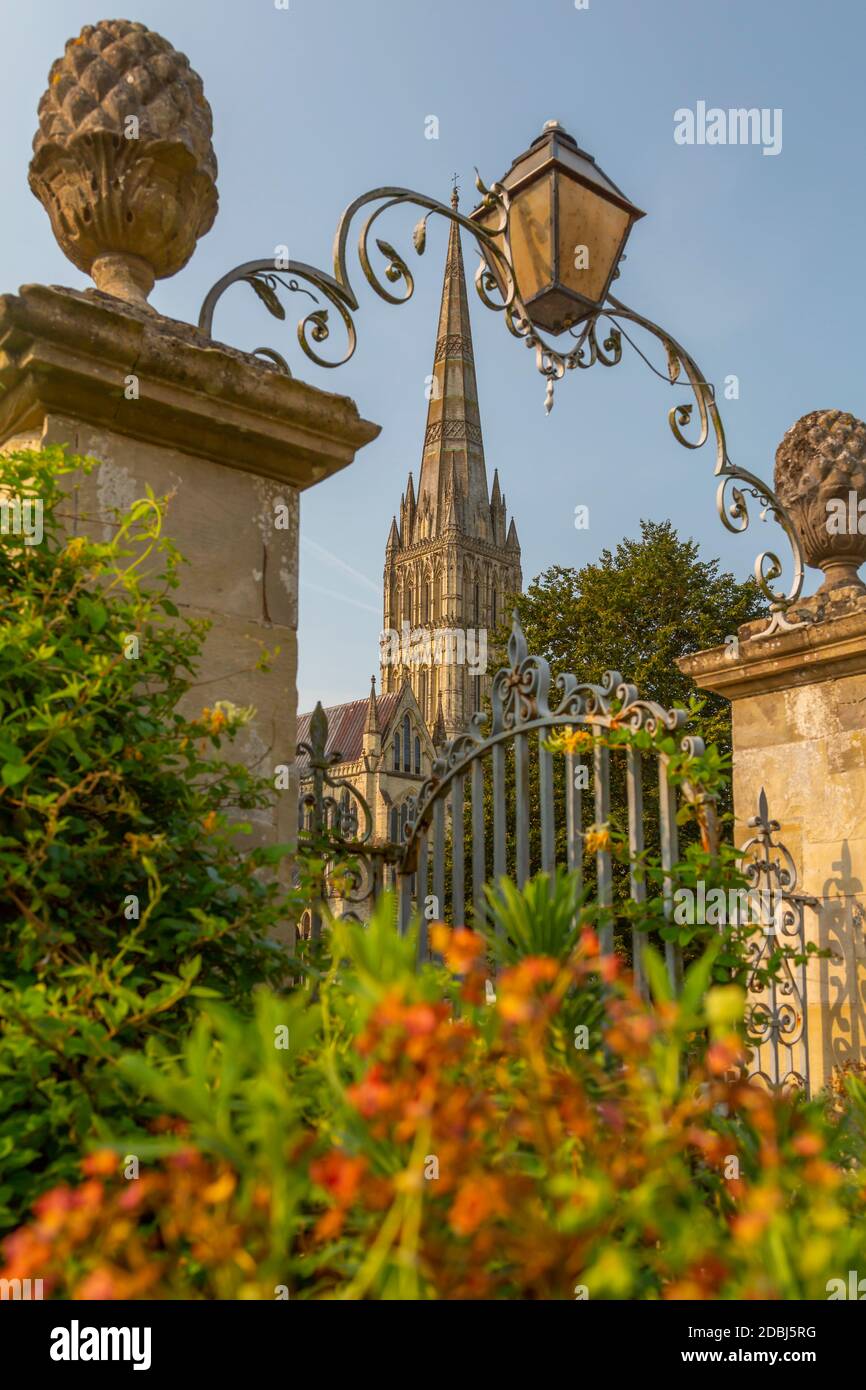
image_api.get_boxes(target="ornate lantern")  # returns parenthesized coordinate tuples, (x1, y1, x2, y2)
(472, 120, 645, 335)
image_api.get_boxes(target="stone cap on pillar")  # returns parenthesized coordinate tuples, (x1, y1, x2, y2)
(0, 282, 380, 488)
(679, 587, 866, 700)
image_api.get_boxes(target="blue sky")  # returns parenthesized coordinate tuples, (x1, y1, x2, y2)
(2, 0, 864, 713)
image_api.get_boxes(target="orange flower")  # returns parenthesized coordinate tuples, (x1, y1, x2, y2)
(81, 1149, 118, 1178)
(599, 952, 620, 984)
(449, 1175, 505, 1237)
(201, 810, 218, 834)
(202, 1171, 237, 1204)
(75, 1267, 119, 1300)
(497, 957, 559, 1023)
(584, 824, 611, 855)
(347, 1066, 394, 1118)
(791, 1131, 823, 1157)
(313, 1207, 346, 1243)
(431, 924, 485, 975)
(401, 1003, 440, 1036)
(32, 1185, 79, 1235)
(706, 1038, 743, 1076)
(310, 1151, 366, 1205)
(579, 926, 600, 956)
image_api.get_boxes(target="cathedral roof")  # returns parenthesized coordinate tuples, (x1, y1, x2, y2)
(296, 691, 401, 772)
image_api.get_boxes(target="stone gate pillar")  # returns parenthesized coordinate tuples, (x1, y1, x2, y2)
(680, 411, 866, 1093)
(0, 21, 380, 876)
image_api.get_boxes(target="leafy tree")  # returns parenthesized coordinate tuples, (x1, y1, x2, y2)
(499, 519, 767, 755)
(0, 447, 294, 1230)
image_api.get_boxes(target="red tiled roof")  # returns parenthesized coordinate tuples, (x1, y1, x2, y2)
(295, 692, 401, 773)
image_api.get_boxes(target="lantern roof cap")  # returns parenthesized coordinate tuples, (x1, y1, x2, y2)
(498, 120, 645, 221)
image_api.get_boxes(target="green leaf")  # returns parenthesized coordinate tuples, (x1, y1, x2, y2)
(1, 763, 29, 787)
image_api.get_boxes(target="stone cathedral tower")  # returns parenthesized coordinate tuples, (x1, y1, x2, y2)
(380, 193, 522, 743)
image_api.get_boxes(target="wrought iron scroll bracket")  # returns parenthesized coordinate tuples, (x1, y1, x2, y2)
(199, 176, 807, 632)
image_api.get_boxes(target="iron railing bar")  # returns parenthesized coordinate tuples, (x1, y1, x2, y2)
(452, 772, 465, 925)
(417, 830, 429, 961)
(539, 730, 555, 879)
(594, 740, 612, 954)
(492, 741, 506, 899)
(471, 757, 486, 930)
(658, 752, 683, 993)
(626, 745, 646, 996)
(432, 798, 446, 940)
(565, 752, 583, 892)
(515, 732, 530, 888)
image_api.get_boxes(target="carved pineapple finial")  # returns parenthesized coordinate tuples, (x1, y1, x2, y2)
(775, 410, 866, 595)
(28, 19, 218, 305)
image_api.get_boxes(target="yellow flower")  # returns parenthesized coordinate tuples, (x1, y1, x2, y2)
(202, 1171, 236, 1204)
(123, 832, 162, 856)
(199, 701, 254, 737)
(200, 706, 227, 736)
(63, 536, 87, 563)
(547, 727, 593, 756)
(584, 824, 611, 855)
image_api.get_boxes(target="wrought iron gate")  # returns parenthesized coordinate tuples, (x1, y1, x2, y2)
(393, 612, 712, 993)
(299, 616, 816, 1096)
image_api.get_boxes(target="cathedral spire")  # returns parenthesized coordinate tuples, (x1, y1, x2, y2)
(432, 691, 447, 750)
(364, 674, 379, 735)
(381, 190, 522, 741)
(417, 193, 489, 536)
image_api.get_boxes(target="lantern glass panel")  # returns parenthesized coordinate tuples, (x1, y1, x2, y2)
(507, 174, 554, 304)
(556, 178, 631, 306)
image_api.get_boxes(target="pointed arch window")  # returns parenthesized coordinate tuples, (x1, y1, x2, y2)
(405, 583, 413, 624)
(393, 733, 400, 770)
(403, 714, 411, 772)
(491, 584, 497, 628)
(473, 581, 480, 626)
(389, 805, 399, 843)
(414, 736, 421, 774)
(422, 579, 430, 623)
(419, 670, 427, 721)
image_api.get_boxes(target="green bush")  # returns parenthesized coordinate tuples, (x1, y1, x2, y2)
(0, 447, 293, 1230)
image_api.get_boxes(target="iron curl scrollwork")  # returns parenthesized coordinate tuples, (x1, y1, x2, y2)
(738, 788, 818, 1093)
(199, 170, 807, 632)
